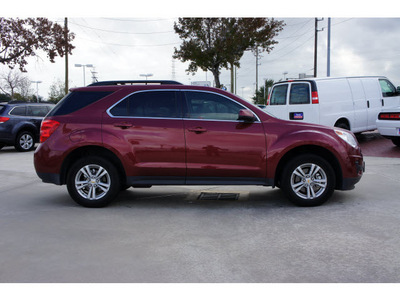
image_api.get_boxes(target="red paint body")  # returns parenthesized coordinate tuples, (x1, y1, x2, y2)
(34, 85, 363, 191)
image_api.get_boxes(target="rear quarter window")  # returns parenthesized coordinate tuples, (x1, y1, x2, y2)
(48, 91, 113, 116)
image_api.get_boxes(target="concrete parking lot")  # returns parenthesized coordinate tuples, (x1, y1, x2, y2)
(0, 138, 400, 283)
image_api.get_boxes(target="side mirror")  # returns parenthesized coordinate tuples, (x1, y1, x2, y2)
(238, 109, 256, 122)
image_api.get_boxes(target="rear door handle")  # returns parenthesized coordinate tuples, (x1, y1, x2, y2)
(188, 127, 207, 134)
(114, 122, 133, 129)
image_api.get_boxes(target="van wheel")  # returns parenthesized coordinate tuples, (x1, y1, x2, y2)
(335, 122, 350, 131)
(67, 156, 121, 207)
(281, 154, 335, 207)
(15, 131, 35, 152)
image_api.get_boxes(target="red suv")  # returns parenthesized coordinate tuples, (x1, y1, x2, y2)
(34, 80, 364, 208)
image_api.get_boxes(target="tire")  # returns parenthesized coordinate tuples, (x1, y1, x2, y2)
(392, 137, 400, 147)
(15, 131, 35, 152)
(281, 154, 336, 207)
(67, 156, 121, 207)
(335, 122, 350, 131)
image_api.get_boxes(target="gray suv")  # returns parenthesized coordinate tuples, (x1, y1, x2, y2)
(0, 102, 54, 151)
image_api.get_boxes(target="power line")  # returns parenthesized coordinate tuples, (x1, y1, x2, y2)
(68, 21, 173, 35)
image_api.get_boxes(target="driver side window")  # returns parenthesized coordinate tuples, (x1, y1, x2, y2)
(379, 79, 397, 97)
(184, 91, 243, 121)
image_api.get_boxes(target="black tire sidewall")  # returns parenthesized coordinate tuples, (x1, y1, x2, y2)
(281, 154, 336, 207)
(67, 156, 121, 208)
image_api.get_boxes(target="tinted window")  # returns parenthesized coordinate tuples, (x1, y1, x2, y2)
(184, 91, 243, 121)
(110, 91, 180, 118)
(379, 79, 397, 97)
(9, 106, 26, 116)
(289, 83, 310, 105)
(27, 106, 49, 117)
(48, 91, 112, 116)
(270, 85, 287, 105)
(0, 105, 5, 114)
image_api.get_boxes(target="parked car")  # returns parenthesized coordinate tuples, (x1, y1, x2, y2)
(266, 76, 400, 133)
(0, 102, 55, 151)
(34, 80, 364, 208)
(376, 107, 400, 147)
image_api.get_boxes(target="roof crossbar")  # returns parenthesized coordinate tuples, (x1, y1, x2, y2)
(88, 80, 183, 86)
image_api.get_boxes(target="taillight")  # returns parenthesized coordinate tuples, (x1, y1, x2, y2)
(312, 91, 319, 104)
(40, 119, 60, 143)
(378, 113, 400, 120)
(0, 116, 10, 123)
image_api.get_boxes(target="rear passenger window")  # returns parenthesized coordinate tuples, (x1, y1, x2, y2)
(289, 83, 310, 105)
(270, 85, 287, 105)
(110, 91, 180, 118)
(27, 106, 49, 117)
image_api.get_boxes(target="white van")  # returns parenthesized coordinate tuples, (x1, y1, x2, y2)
(266, 76, 400, 133)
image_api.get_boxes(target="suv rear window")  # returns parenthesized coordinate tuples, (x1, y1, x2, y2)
(48, 91, 113, 116)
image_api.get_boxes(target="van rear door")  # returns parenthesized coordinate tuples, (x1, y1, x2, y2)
(267, 81, 319, 124)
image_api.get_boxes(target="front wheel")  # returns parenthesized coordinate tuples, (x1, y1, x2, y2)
(281, 154, 336, 207)
(67, 156, 121, 207)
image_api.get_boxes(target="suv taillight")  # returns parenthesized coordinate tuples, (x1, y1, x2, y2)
(312, 91, 319, 104)
(40, 119, 60, 143)
(0, 117, 10, 123)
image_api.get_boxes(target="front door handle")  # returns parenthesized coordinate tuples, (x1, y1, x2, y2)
(188, 127, 207, 134)
(114, 122, 133, 129)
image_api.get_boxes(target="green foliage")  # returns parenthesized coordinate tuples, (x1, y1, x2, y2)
(252, 79, 275, 105)
(48, 79, 67, 103)
(173, 18, 284, 88)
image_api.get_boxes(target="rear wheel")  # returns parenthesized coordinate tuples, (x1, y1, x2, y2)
(281, 154, 335, 207)
(67, 156, 121, 207)
(15, 131, 35, 152)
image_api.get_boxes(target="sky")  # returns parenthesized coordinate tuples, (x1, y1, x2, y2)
(2, 1, 400, 102)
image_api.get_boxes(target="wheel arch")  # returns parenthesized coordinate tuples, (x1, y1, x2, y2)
(274, 145, 343, 190)
(334, 118, 351, 131)
(60, 146, 127, 185)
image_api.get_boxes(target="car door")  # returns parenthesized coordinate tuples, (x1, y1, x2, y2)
(104, 90, 186, 183)
(183, 90, 267, 183)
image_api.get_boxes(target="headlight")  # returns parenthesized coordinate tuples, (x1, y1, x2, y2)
(334, 129, 358, 148)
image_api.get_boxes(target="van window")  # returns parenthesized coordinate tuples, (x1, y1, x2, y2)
(270, 84, 288, 105)
(379, 79, 397, 97)
(289, 83, 310, 105)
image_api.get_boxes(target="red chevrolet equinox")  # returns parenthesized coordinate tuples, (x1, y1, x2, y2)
(34, 80, 364, 208)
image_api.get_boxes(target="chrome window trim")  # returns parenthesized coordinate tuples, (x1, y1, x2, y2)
(106, 89, 261, 122)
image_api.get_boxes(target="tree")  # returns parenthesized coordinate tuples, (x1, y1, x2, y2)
(0, 18, 75, 72)
(48, 78, 67, 103)
(0, 69, 32, 100)
(173, 18, 284, 88)
(252, 78, 275, 105)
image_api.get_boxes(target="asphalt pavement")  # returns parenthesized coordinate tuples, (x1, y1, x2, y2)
(0, 141, 399, 283)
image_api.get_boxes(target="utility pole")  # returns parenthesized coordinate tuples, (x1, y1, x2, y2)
(327, 18, 331, 77)
(64, 17, 69, 95)
(314, 18, 324, 78)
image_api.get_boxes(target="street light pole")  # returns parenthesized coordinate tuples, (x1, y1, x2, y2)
(140, 73, 153, 81)
(75, 64, 94, 86)
(31, 81, 42, 102)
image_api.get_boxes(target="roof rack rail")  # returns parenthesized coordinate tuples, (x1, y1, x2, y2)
(88, 80, 183, 86)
